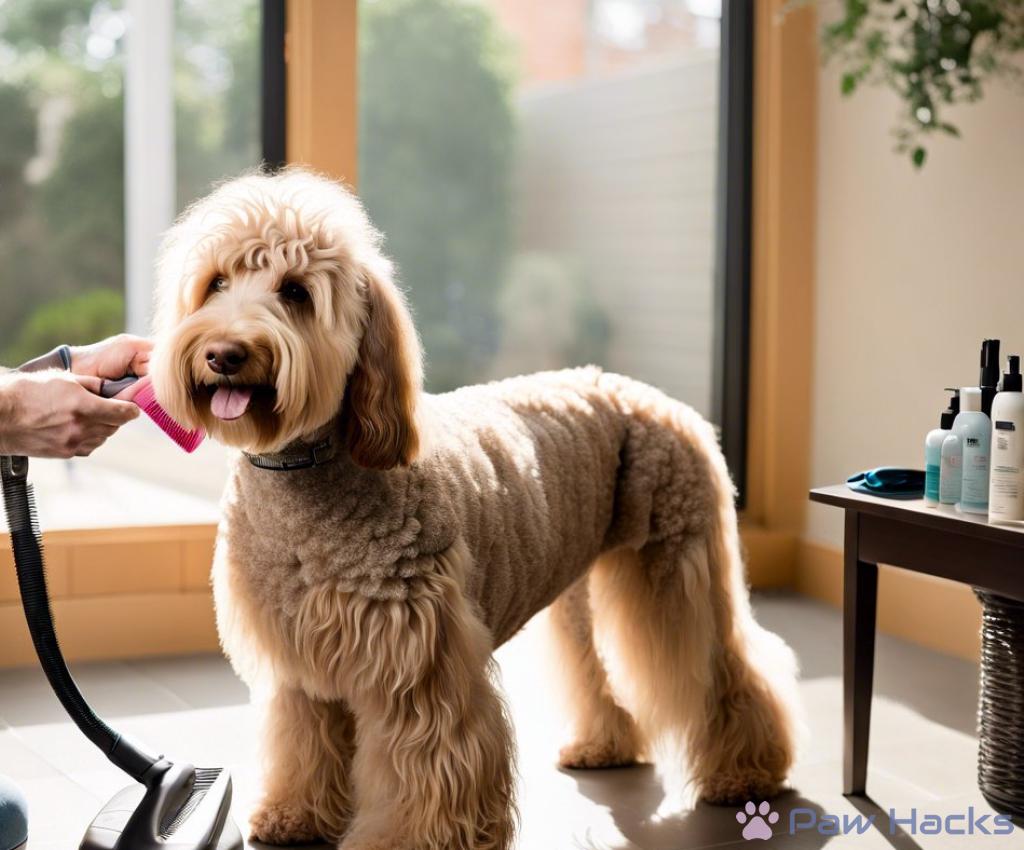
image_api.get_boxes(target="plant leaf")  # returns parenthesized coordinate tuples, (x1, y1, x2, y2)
(912, 146, 927, 168)
(841, 72, 858, 95)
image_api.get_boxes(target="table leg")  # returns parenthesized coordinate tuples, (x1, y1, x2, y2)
(843, 510, 878, 797)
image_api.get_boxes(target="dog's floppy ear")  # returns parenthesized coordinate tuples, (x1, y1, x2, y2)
(343, 263, 422, 469)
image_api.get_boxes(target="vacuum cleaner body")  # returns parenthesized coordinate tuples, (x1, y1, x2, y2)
(82, 763, 241, 850)
(1, 455, 242, 850)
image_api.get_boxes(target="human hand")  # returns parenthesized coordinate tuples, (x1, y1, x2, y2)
(71, 334, 153, 380)
(0, 371, 139, 459)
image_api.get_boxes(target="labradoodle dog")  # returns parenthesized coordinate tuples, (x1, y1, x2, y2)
(151, 169, 801, 850)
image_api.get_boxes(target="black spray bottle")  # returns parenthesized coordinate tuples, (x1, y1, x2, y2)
(980, 339, 1001, 417)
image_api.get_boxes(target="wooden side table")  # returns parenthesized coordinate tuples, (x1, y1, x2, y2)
(808, 485, 1024, 804)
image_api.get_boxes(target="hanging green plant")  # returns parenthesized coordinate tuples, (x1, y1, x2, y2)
(816, 0, 1024, 167)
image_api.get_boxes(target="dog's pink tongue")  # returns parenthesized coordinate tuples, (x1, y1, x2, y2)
(210, 385, 253, 421)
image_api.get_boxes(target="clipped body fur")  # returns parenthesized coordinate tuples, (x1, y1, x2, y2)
(152, 170, 801, 850)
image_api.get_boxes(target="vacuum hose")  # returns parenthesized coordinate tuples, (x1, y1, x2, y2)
(0, 455, 160, 781)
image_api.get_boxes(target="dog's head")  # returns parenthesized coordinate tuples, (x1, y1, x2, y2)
(151, 169, 421, 466)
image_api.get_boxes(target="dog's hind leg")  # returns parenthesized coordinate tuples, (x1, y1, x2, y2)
(591, 536, 799, 805)
(588, 412, 802, 804)
(250, 688, 356, 845)
(549, 574, 643, 769)
(586, 383, 802, 804)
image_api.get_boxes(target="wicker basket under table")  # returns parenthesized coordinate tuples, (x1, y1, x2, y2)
(977, 589, 1024, 822)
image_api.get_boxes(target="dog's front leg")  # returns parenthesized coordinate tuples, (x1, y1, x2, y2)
(337, 549, 516, 850)
(250, 687, 357, 845)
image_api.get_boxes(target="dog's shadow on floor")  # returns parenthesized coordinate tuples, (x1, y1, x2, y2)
(561, 764, 836, 850)
(246, 834, 331, 850)
(247, 840, 331, 849)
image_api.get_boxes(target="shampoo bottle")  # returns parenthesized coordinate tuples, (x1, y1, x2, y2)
(989, 355, 1024, 523)
(925, 389, 959, 506)
(952, 387, 991, 514)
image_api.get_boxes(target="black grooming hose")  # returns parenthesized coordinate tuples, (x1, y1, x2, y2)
(1, 455, 159, 781)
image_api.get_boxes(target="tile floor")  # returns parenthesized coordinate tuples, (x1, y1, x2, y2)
(0, 593, 1017, 849)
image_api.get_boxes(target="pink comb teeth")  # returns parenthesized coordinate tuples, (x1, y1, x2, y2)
(132, 378, 205, 453)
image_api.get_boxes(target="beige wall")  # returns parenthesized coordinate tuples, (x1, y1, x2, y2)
(808, 63, 1024, 551)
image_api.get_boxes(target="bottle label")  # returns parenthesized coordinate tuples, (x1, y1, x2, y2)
(990, 470, 1021, 497)
(990, 419, 1024, 520)
(961, 446, 990, 510)
(940, 453, 962, 503)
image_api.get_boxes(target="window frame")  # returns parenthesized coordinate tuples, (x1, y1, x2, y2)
(261, 0, 288, 169)
(713, 0, 755, 507)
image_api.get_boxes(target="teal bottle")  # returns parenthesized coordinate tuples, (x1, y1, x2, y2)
(924, 389, 958, 506)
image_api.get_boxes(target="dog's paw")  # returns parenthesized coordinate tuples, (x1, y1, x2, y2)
(558, 738, 639, 769)
(250, 801, 321, 845)
(697, 771, 785, 806)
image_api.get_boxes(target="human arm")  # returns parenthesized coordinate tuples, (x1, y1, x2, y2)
(0, 371, 139, 458)
(0, 333, 150, 458)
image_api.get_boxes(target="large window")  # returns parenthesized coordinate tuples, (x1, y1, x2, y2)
(360, 0, 721, 405)
(357, 0, 751, 490)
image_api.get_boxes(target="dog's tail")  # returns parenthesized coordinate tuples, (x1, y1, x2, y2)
(590, 384, 802, 803)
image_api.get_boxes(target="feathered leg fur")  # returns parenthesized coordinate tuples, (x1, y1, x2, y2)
(250, 688, 357, 844)
(285, 541, 516, 850)
(549, 576, 644, 769)
(559, 379, 801, 803)
(586, 472, 800, 803)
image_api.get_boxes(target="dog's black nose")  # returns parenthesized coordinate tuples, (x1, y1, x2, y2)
(206, 342, 248, 376)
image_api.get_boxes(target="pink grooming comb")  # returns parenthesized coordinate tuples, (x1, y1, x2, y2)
(100, 375, 205, 453)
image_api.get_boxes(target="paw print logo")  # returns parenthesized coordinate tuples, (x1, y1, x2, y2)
(736, 800, 779, 841)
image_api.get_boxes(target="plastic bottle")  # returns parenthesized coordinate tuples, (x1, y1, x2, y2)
(925, 389, 959, 507)
(952, 387, 991, 514)
(989, 355, 1024, 523)
(940, 431, 963, 506)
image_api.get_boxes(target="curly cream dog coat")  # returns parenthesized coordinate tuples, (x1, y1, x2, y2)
(151, 169, 801, 850)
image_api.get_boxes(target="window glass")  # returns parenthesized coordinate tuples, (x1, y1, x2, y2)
(359, 0, 721, 416)
(0, 0, 260, 511)
(174, 0, 260, 209)
(0, 0, 128, 366)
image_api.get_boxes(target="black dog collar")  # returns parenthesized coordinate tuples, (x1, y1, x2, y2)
(245, 437, 336, 471)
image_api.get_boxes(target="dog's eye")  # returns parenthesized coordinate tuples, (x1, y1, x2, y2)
(280, 280, 309, 304)
(208, 277, 227, 294)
